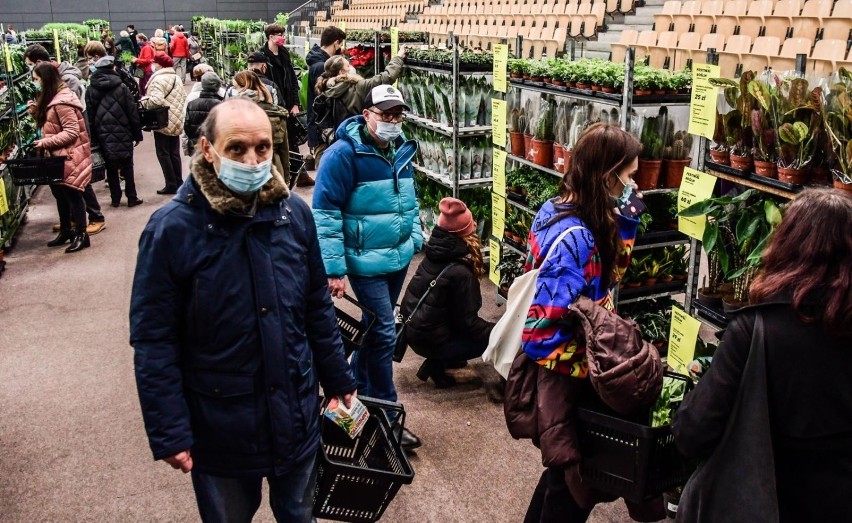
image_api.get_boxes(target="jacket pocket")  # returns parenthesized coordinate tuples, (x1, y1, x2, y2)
(184, 371, 259, 453)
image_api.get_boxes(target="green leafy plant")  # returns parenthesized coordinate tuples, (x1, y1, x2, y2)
(534, 98, 556, 141)
(640, 107, 668, 160)
(823, 67, 852, 183)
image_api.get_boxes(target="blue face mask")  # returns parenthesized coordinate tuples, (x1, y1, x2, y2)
(614, 174, 634, 207)
(32, 80, 41, 91)
(210, 147, 273, 195)
(89, 65, 98, 74)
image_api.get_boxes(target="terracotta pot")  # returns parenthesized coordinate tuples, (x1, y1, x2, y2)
(729, 153, 753, 173)
(552, 80, 565, 86)
(553, 143, 565, 172)
(568, 81, 577, 88)
(709, 149, 730, 165)
(530, 76, 543, 82)
(576, 82, 590, 90)
(663, 158, 691, 188)
(666, 89, 678, 95)
(543, 77, 552, 84)
(833, 179, 852, 195)
(778, 166, 808, 184)
(591, 84, 601, 91)
(644, 278, 658, 286)
(509, 131, 525, 158)
(634, 89, 652, 96)
(510, 73, 522, 79)
(602, 86, 617, 93)
(654, 89, 666, 95)
(523, 75, 530, 80)
(625, 281, 642, 288)
(523, 134, 533, 161)
(531, 138, 554, 168)
(659, 276, 674, 283)
(753, 160, 777, 179)
(635, 159, 663, 190)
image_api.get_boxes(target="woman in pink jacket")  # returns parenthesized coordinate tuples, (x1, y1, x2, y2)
(30, 63, 93, 253)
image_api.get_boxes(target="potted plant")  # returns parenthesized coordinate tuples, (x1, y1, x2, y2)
(509, 109, 526, 158)
(529, 61, 545, 83)
(508, 58, 525, 79)
(496, 253, 525, 296)
(523, 98, 536, 161)
(769, 75, 822, 184)
(662, 129, 693, 188)
(633, 64, 655, 96)
(749, 77, 778, 179)
(822, 67, 852, 194)
(709, 73, 758, 169)
(575, 61, 593, 91)
(531, 98, 556, 167)
(553, 102, 568, 173)
(636, 107, 667, 190)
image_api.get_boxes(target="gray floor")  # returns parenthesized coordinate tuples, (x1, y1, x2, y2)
(0, 134, 649, 522)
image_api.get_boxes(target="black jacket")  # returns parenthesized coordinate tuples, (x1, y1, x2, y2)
(673, 297, 852, 522)
(184, 91, 223, 144)
(400, 227, 494, 357)
(306, 44, 330, 147)
(263, 43, 299, 109)
(85, 68, 143, 161)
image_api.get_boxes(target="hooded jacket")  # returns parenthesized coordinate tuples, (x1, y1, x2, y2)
(400, 227, 494, 355)
(183, 91, 222, 144)
(57, 61, 83, 101)
(306, 44, 330, 147)
(263, 42, 299, 108)
(135, 42, 154, 73)
(169, 31, 190, 58)
(142, 67, 186, 136)
(86, 66, 143, 161)
(312, 115, 422, 278)
(130, 155, 356, 477)
(323, 56, 405, 116)
(39, 87, 92, 191)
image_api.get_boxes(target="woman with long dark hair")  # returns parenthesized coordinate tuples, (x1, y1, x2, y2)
(673, 188, 852, 522)
(399, 197, 495, 388)
(30, 62, 93, 252)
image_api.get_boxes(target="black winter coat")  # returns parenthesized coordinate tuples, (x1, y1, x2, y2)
(85, 69, 143, 161)
(400, 227, 494, 357)
(306, 44, 330, 147)
(183, 91, 223, 144)
(672, 297, 852, 523)
(263, 43, 299, 108)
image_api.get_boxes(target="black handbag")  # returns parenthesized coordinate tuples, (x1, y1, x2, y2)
(394, 263, 457, 363)
(90, 145, 106, 183)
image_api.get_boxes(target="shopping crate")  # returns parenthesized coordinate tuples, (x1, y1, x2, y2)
(139, 106, 169, 131)
(288, 150, 306, 189)
(314, 396, 415, 523)
(334, 294, 376, 357)
(6, 147, 65, 186)
(576, 374, 696, 503)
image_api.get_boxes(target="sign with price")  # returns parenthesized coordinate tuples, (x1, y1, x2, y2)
(668, 306, 701, 372)
(492, 148, 507, 196)
(492, 44, 508, 93)
(491, 98, 506, 147)
(390, 27, 399, 57)
(489, 238, 501, 285)
(677, 167, 716, 240)
(0, 178, 8, 216)
(491, 192, 506, 240)
(53, 29, 61, 63)
(688, 63, 720, 139)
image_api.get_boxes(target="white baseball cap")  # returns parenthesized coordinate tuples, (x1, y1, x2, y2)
(364, 85, 410, 112)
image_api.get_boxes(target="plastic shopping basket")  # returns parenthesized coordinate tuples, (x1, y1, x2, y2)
(6, 146, 65, 186)
(314, 396, 415, 522)
(334, 294, 376, 357)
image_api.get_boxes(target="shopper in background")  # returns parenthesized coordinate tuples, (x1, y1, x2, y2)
(133, 34, 154, 95)
(29, 63, 92, 253)
(313, 85, 422, 450)
(150, 36, 168, 55)
(126, 24, 139, 55)
(399, 197, 495, 388)
(115, 30, 135, 57)
(183, 72, 223, 155)
(169, 28, 190, 82)
(245, 52, 280, 105)
(101, 29, 115, 56)
(519, 123, 665, 523)
(5, 25, 17, 44)
(306, 26, 346, 165)
(187, 32, 202, 70)
(672, 188, 852, 523)
(141, 53, 186, 195)
(85, 53, 143, 208)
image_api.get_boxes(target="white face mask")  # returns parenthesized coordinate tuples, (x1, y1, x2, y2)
(210, 147, 273, 195)
(374, 120, 403, 142)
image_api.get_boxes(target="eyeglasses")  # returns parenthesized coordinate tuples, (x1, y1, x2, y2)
(369, 109, 405, 123)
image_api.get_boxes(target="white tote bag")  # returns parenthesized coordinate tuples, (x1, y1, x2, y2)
(483, 226, 583, 378)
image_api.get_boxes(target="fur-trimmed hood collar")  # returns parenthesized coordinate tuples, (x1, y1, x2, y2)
(189, 153, 289, 216)
(325, 74, 361, 98)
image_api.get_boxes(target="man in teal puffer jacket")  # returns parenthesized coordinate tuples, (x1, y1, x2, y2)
(313, 85, 423, 450)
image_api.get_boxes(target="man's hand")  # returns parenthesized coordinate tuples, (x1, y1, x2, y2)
(328, 277, 345, 298)
(397, 45, 406, 58)
(164, 450, 193, 473)
(341, 391, 357, 409)
(290, 105, 300, 116)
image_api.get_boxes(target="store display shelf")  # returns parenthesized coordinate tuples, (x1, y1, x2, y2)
(507, 79, 692, 107)
(705, 156, 801, 199)
(413, 163, 493, 189)
(640, 187, 680, 195)
(502, 241, 527, 257)
(507, 153, 563, 179)
(506, 194, 537, 215)
(404, 113, 492, 137)
(634, 230, 690, 250)
(404, 62, 493, 74)
(692, 301, 728, 331)
(617, 281, 687, 304)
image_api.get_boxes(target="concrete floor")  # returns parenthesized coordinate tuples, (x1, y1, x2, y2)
(0, 133, 651, 522)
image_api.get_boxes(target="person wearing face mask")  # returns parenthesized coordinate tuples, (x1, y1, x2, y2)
(130, 97, 356, 523)
(306, 26, 345, 156)
(245, 52, 280, 105)
(141, 52, 187, 195)
(312, 85, 423, 451)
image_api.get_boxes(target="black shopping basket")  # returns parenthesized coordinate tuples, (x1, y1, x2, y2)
(576, 373, 696, 503)
(314, 396, 415, 523)
(334, 293, 376, 357)
(6, 146, 65, 186)
(139, 106, 169, 131)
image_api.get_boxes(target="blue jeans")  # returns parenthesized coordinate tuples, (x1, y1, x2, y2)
(348, 267, 409, 402)
(190, 452, 317, 523)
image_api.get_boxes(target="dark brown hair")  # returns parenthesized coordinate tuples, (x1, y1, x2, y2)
(315, 55, 348, 94)
(84, 41, 107, 59)
(556, 122, 641, 289)
(232, 70, 273, 104)
(32, 63, 65, 128)
(750, 188, 852, 335)
(320, 26, 346, 47)
(264, 23, 285, 38)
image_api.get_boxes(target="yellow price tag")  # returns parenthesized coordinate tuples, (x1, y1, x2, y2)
(489, 238, 501, 285)
(53, 29, 61, 63)
(339, 21, 346, 32)
(3, 43, 12, 74)
(491, 98, 506, 148)
(0, 177, 9, 216)
(668, 306, 701, 372)
(677, 167, 717, 240)
(688, 63, 721, 140)
(492, 148, 507, 196)
(390, 27, 399, 58)
(305, 38, 310, 54)
(491, 192, 506, 240)
(492, 43, 508, 93)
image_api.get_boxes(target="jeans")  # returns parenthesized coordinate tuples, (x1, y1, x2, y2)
(191, 452, 318, 523)
(50, 185, 87, 234)
(173, 57, 187, 82)
(83, 184, 104, 222)
(348, 267, 409, 402)
(153, 132, 183, 189)
(106, 158, 137, 203)
(524, 467, 592, 523)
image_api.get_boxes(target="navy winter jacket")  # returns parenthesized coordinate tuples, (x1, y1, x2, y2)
(130, 162, 356, 477)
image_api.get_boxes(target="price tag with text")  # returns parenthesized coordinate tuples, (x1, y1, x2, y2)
(53, 29, 61, 63)
(677, 167, 717, 240)
(688, 63, 720, 140)
(0, 178, 9, 216)
(668, 306, 701, 372)
(492, 148, 507, 196)
(390, 27, 399, 57)
(3, 43, 12, 74)
(489, 238, 501, 285)
(491, 192, 506, 240)
(492, 44, 508, 93)
(491, 98, 506, 148)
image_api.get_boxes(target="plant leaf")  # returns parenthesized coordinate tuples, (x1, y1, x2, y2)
(703, 221, 719, 253)
(679, 200, 718, 217)
(764, 200, 782, 226)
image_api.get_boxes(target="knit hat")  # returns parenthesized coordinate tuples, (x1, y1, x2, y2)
(153, 52, 173, 68)
(200, 72, 222, 92)
(437, 197, 476, 237)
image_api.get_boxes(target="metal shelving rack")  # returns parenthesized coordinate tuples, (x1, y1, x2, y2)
(0, 66, 36, 249)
